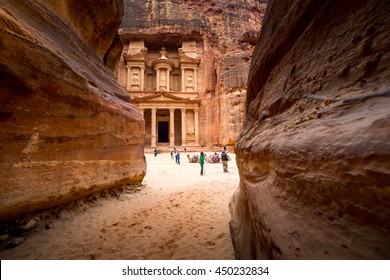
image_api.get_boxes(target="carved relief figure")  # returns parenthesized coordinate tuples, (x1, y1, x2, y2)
(186, 75, 193, 85)
(130, 71, 140, 91)
(186, 74, 194, 91)
(132, 72, 140, 85)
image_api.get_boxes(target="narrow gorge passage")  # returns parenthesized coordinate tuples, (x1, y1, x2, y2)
(0, 152, 237, 260)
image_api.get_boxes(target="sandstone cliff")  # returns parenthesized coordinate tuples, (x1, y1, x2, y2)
(231, 0, 390, 259)
(186, 0, 267, 146)
(0, 0, 146, 223)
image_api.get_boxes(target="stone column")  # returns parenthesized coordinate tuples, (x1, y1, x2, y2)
(151, 107, 157, 147)
(194, 108, 199, 145)
(169, 108, 175, 147)
(156, 68, 160, 91)
(140, 66, 145, 91)
(194, 68, 198, 92)
(181, 108, 186, 146)
(167, 69, 171, 91)
(126, 65, 131, 92)
(181, 68, 185, 92)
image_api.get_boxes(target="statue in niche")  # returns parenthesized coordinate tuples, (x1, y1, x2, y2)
(160, 72, 167, 91)
(161, 72, 166, 86)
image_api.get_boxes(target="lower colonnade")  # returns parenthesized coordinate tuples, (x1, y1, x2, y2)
(140, 106, 199, 147)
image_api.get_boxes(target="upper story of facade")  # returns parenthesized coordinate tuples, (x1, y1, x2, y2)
(115, 37, 205, 102)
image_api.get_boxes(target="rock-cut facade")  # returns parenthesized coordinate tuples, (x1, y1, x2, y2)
(115, 0, 266, 148)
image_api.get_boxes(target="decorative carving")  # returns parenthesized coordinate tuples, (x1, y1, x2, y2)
(178, 48, 200, 63)
(140, 47, 148, 54)
(186, 75, 193, 85)
(131, 72, 140, 85)
(152, 47, 175, 69)
(122, 47, 148, 62)
(159, 47, 167, 59)
(159, 70, 167, 91)
(187, 126, 195, 134)
(161, 72, 166, 86)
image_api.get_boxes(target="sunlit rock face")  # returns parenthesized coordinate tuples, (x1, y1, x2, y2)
(120, 0, 266, 146)
(0, 0, 146, 223)
(231, 0, 390, 259)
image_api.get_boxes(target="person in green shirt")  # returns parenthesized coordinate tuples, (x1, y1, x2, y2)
(200, 152, 205, 176)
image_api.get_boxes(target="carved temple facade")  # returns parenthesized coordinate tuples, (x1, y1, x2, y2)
(115, 39, 209, 148)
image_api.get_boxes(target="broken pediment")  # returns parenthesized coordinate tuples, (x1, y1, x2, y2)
(123, 47, 148, 62)
(178, 48, 200, 64)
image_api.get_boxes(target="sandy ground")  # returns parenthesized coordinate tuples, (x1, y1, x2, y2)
(0, 151, 238, 260)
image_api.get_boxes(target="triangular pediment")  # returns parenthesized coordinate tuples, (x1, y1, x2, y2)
(134, 93, 190, 102)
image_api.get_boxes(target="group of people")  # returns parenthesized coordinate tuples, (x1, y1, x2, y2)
(199, 148, 229, 176)
(156, 146, 230, 173)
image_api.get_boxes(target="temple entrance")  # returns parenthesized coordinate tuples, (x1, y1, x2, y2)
(141, 106, 199, 147)
(158, 121, 169, 143)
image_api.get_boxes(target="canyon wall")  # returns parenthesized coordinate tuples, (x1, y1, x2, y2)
(0, 0, 146, 223)
(231, 0, 390, 259)
(183, 0, 268, 146)
(198, 1, 267, 146)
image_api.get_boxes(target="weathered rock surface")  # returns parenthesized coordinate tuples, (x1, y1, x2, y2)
(0, 0, 146, 223)
(231, 0, 390, 259)
(199, 0, 267, 146)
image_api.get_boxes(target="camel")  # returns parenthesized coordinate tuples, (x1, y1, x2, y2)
(187, 154, 199, 163)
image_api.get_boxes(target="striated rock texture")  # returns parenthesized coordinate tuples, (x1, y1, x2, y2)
(120, 0, 266, 146)
(192, 0, 267, 146)
(0, 0, 146, 223)
(231, 0, 390, 259)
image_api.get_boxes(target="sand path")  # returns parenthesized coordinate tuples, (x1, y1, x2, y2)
(0, 152, 238, 260)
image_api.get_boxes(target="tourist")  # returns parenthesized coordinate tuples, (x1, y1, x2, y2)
(170, 151, 174, 159)
(154, 147, 158, 157)
(200, 152, 205, 175)
(221, 150, 228, 173)
(176, 151, 180, 164)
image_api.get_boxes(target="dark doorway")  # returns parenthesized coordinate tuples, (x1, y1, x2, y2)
(158, 121, 169, 143)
